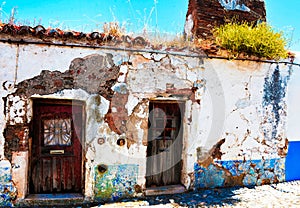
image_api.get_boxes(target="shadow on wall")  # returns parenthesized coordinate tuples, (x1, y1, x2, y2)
(286, 141, 300, 181)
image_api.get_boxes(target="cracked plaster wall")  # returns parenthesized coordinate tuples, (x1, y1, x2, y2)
(193, 59, 292, 188)
(0, 41, 294, 203)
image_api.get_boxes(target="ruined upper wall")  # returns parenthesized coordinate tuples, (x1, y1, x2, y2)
(185, 0, 266, 39)
(0, 23, 149, 49)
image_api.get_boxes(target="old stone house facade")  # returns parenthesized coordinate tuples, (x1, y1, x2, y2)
(0, 24, 297, 206)
(0, 0, 298, 206)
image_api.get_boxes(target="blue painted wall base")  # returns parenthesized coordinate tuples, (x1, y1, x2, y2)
(94, 164, 138, 201)
(0, 160, 17, 207)
(286, 141, 300, 181)
(194, 158, 285, 189)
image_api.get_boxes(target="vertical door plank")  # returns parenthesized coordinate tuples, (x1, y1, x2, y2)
(146, 102, 183, 187)
(30, 99, 84, 194)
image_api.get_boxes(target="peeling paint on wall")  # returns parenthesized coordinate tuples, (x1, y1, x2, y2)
(11, 53, 120, 99)
(94, 164, 138, 201)
(69, 54, 120, 99)
(0, 160, 17, 206)
(262, 65, 292, 157)
(105, 92, 129, 135)
(126, 99, 149, 147)
(195, 158, 285, 188)
(263, 65, 291, 139)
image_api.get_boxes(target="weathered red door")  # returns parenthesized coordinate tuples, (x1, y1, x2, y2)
(146, 101, 184, 187)
(30, 99, 84, 194)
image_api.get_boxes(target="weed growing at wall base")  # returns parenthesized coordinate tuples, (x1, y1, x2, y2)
(213, 22, 288, 60)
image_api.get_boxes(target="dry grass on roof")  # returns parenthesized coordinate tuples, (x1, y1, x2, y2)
(0, 21, 294, 62)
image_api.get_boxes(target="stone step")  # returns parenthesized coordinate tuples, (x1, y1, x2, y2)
(20, 193, 85, 207)
(145, 184, 186, 196)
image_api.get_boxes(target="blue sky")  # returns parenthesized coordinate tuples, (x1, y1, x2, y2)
(0, 0, 188, 35)
(0, 0, 299, 51)
(265, 0, 300, 51)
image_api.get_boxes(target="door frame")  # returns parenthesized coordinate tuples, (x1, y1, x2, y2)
(146, 99, 185, 187)
(29, 98, 86, 194)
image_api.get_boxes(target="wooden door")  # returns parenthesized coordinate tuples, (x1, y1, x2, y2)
(146, 101, 184, 187)
(30, 99, 84, 194)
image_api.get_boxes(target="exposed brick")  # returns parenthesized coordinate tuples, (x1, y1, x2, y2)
(104, 92, 129, 135)
(186, 0, 266, 39)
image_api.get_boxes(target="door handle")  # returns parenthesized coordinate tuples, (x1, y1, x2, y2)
(50, 150, 64, 154)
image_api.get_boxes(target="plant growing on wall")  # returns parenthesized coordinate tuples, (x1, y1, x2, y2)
(213, 22, 288, 60)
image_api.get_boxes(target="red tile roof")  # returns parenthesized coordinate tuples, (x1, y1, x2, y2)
(0, 23, 114, 40)
(0, 23, 148, 48)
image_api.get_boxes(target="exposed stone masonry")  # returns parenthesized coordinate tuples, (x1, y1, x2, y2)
(186, 0, 266, 39)
(4, 54, 120, 161)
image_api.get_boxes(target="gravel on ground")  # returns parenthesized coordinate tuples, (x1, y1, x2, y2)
(97, 181, 300, 208)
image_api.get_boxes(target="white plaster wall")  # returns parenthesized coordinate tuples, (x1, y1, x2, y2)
(11, 151, 28, 199)
(287, 52, 300, 142)
(212, 60, 269, 160)
(192, 60, 283, 161)
(0, 44, 17, 158)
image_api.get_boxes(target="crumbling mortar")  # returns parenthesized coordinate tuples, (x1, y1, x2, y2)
(139, 53, 153, 62)
(118, 62, 131, 83)
(128, 98, 148, 118)
(159, 55, 173, 69)
(126, 99, 149, 148)
(196, 139, 282, 187)
(197, 139, 225, 167)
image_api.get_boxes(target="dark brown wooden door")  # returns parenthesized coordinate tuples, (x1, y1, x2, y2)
(146, 101, 184, 187)
(30, 99, 84, 194)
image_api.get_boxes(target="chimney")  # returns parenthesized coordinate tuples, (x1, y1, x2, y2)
(185, 0, 266, 39)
